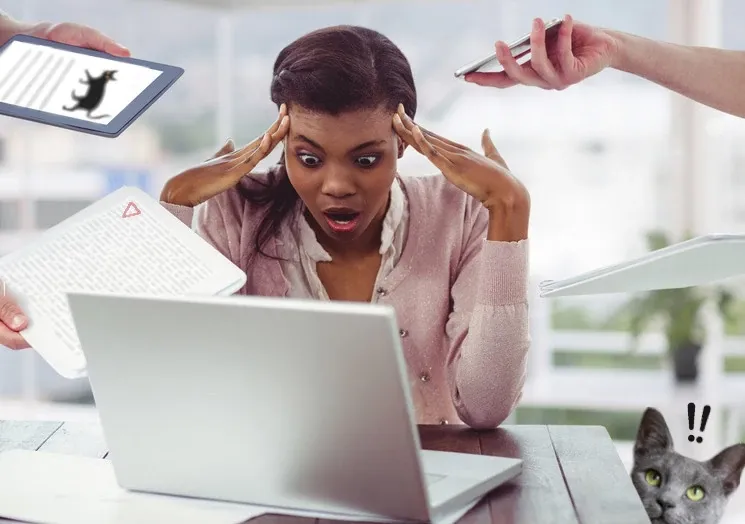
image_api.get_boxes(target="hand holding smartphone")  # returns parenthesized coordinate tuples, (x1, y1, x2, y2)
(454, 18, 563, 78)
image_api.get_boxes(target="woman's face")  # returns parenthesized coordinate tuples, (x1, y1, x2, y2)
(284, 103, 404, 251)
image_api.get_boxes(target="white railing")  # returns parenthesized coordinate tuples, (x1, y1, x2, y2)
(523, 282, 745, 460)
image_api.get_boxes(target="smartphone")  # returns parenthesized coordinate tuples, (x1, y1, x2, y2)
(453, 18, 563, 78)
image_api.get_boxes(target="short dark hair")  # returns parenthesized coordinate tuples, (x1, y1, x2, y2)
(238, 25, 418, 259)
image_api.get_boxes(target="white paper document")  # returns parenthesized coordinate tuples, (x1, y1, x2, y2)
(539, 233, 745, 298)
(0, 451, 479, 524)
(0, 187, 246, 379)
(0, 450, 265, 524)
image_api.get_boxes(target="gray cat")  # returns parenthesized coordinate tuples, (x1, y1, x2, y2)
(631, 407, 745, 524)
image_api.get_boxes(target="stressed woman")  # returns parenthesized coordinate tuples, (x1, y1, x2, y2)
(0, 24, 531, 429)
(159, 25, 531, 429)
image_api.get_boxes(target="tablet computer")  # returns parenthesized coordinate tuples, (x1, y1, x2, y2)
(0, 34, 184, 137)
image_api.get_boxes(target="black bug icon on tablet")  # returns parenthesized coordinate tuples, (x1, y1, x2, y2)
(63, 69, 117, 120)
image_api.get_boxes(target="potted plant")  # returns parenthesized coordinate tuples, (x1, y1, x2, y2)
(613, 230, 736, 383)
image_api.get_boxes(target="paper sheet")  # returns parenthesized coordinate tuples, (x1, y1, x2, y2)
(0, 450, 265, 524)
(0, 451, 479, 524)
(539, 233, 745, 297)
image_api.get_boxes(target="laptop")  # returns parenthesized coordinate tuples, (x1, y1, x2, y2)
(66, 291, 522, 523)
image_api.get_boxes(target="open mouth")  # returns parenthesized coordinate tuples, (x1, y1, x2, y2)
(323, 209, 361, 233)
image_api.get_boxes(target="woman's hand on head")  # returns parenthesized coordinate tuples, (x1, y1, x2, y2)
(0, 283, 30, 351)
(392, 104, 529, 218)
(160, 105, 290, 207)
(464, 15, 620, 90)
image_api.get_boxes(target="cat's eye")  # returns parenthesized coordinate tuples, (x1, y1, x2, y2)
(686, 485, 705, 501)
(645, 469, 662, 486)
(355, 155, 379, 168)
(298, 153, 321, 167)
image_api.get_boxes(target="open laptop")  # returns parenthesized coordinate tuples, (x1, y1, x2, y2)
(66, 291, 522, 523)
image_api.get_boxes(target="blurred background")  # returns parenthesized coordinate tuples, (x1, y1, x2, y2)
(2, 0, 745, 517)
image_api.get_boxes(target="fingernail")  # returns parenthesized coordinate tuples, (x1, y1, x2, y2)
(10, 315, 25, 329)
(280, 103, 286, 112)
(533, 18, 541, 30)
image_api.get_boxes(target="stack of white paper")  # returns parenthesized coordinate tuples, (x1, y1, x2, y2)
(0, 451, 478, 524)
(539, 234, 745, 298)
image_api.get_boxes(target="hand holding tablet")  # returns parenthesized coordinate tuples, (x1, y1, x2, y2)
(0, 34, 183, 137)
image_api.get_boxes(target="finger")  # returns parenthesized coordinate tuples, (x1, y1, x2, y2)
(411, 125, 454, 172)
(76, 27, 130, 57)
(235, 115, 290, 173)
(270, 111, 291, 142)
(52, 26, 130, 57)
(556, 14, 576, 73)
(481, 129, 507, 166)
(0, 324, 30, 351)
(528, 18, 563, 88)
(231, 104, 288, 160)
(421, 129, 466, 156)
(0, 292, 27, 332)
(101, 41, 131, 58)
(211, 139, 235, 160)
(495, 41, 552, 89)
(392, 113, 417, 148)
(463, 71, 518, 89)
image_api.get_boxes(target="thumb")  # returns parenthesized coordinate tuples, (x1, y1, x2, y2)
(464, 72, 518, 89)
(481, 129, 506, 164)
(0, 281, 27, 331)
(212, 139, 235, 159)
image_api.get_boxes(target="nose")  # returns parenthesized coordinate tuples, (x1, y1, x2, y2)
(657, 497, 676, 510)
(321, 165, 355, 198)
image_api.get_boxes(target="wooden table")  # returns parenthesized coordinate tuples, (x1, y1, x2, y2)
(0, 420, 649, 524)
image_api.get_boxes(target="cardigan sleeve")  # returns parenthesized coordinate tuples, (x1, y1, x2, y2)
(445, 207, 531, 429)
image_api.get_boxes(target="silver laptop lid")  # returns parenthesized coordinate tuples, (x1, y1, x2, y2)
(67, 291, 432, 522)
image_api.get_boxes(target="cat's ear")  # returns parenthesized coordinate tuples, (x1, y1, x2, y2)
(707, 443, 745, 496)
(634, 407, 673, 459)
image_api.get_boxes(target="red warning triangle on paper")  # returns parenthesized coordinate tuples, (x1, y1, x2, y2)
(122, 201, 141, 219)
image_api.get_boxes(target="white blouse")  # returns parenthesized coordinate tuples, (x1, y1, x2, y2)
(281, 178, 409, 301)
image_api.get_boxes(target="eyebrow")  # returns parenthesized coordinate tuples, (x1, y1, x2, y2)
(294, 134, 387, 153)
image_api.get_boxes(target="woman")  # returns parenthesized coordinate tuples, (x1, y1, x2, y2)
(2, 25, 531, 429)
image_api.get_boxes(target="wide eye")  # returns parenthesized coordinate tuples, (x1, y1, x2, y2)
(355, 155, 379, 168)
(298, 153, 321, 167)
(686, 485, 705, 501)
(645, 469, 662, 486)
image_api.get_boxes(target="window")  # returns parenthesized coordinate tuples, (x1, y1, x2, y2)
(35, 200, 94, 229)
(0, 200, 19, 231)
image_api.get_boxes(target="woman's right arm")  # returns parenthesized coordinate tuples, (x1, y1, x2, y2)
(466, 14, 745, 119)
(159, 106, 289, 261)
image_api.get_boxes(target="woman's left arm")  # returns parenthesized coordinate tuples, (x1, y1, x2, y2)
(393, 105, 531, 429)
(445, 211, 530, 429)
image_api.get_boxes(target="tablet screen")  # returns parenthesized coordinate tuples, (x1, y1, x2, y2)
(0, 39, 163, 126)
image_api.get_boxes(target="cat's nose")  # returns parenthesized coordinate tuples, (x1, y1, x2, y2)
(657, 497, 676, 510)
